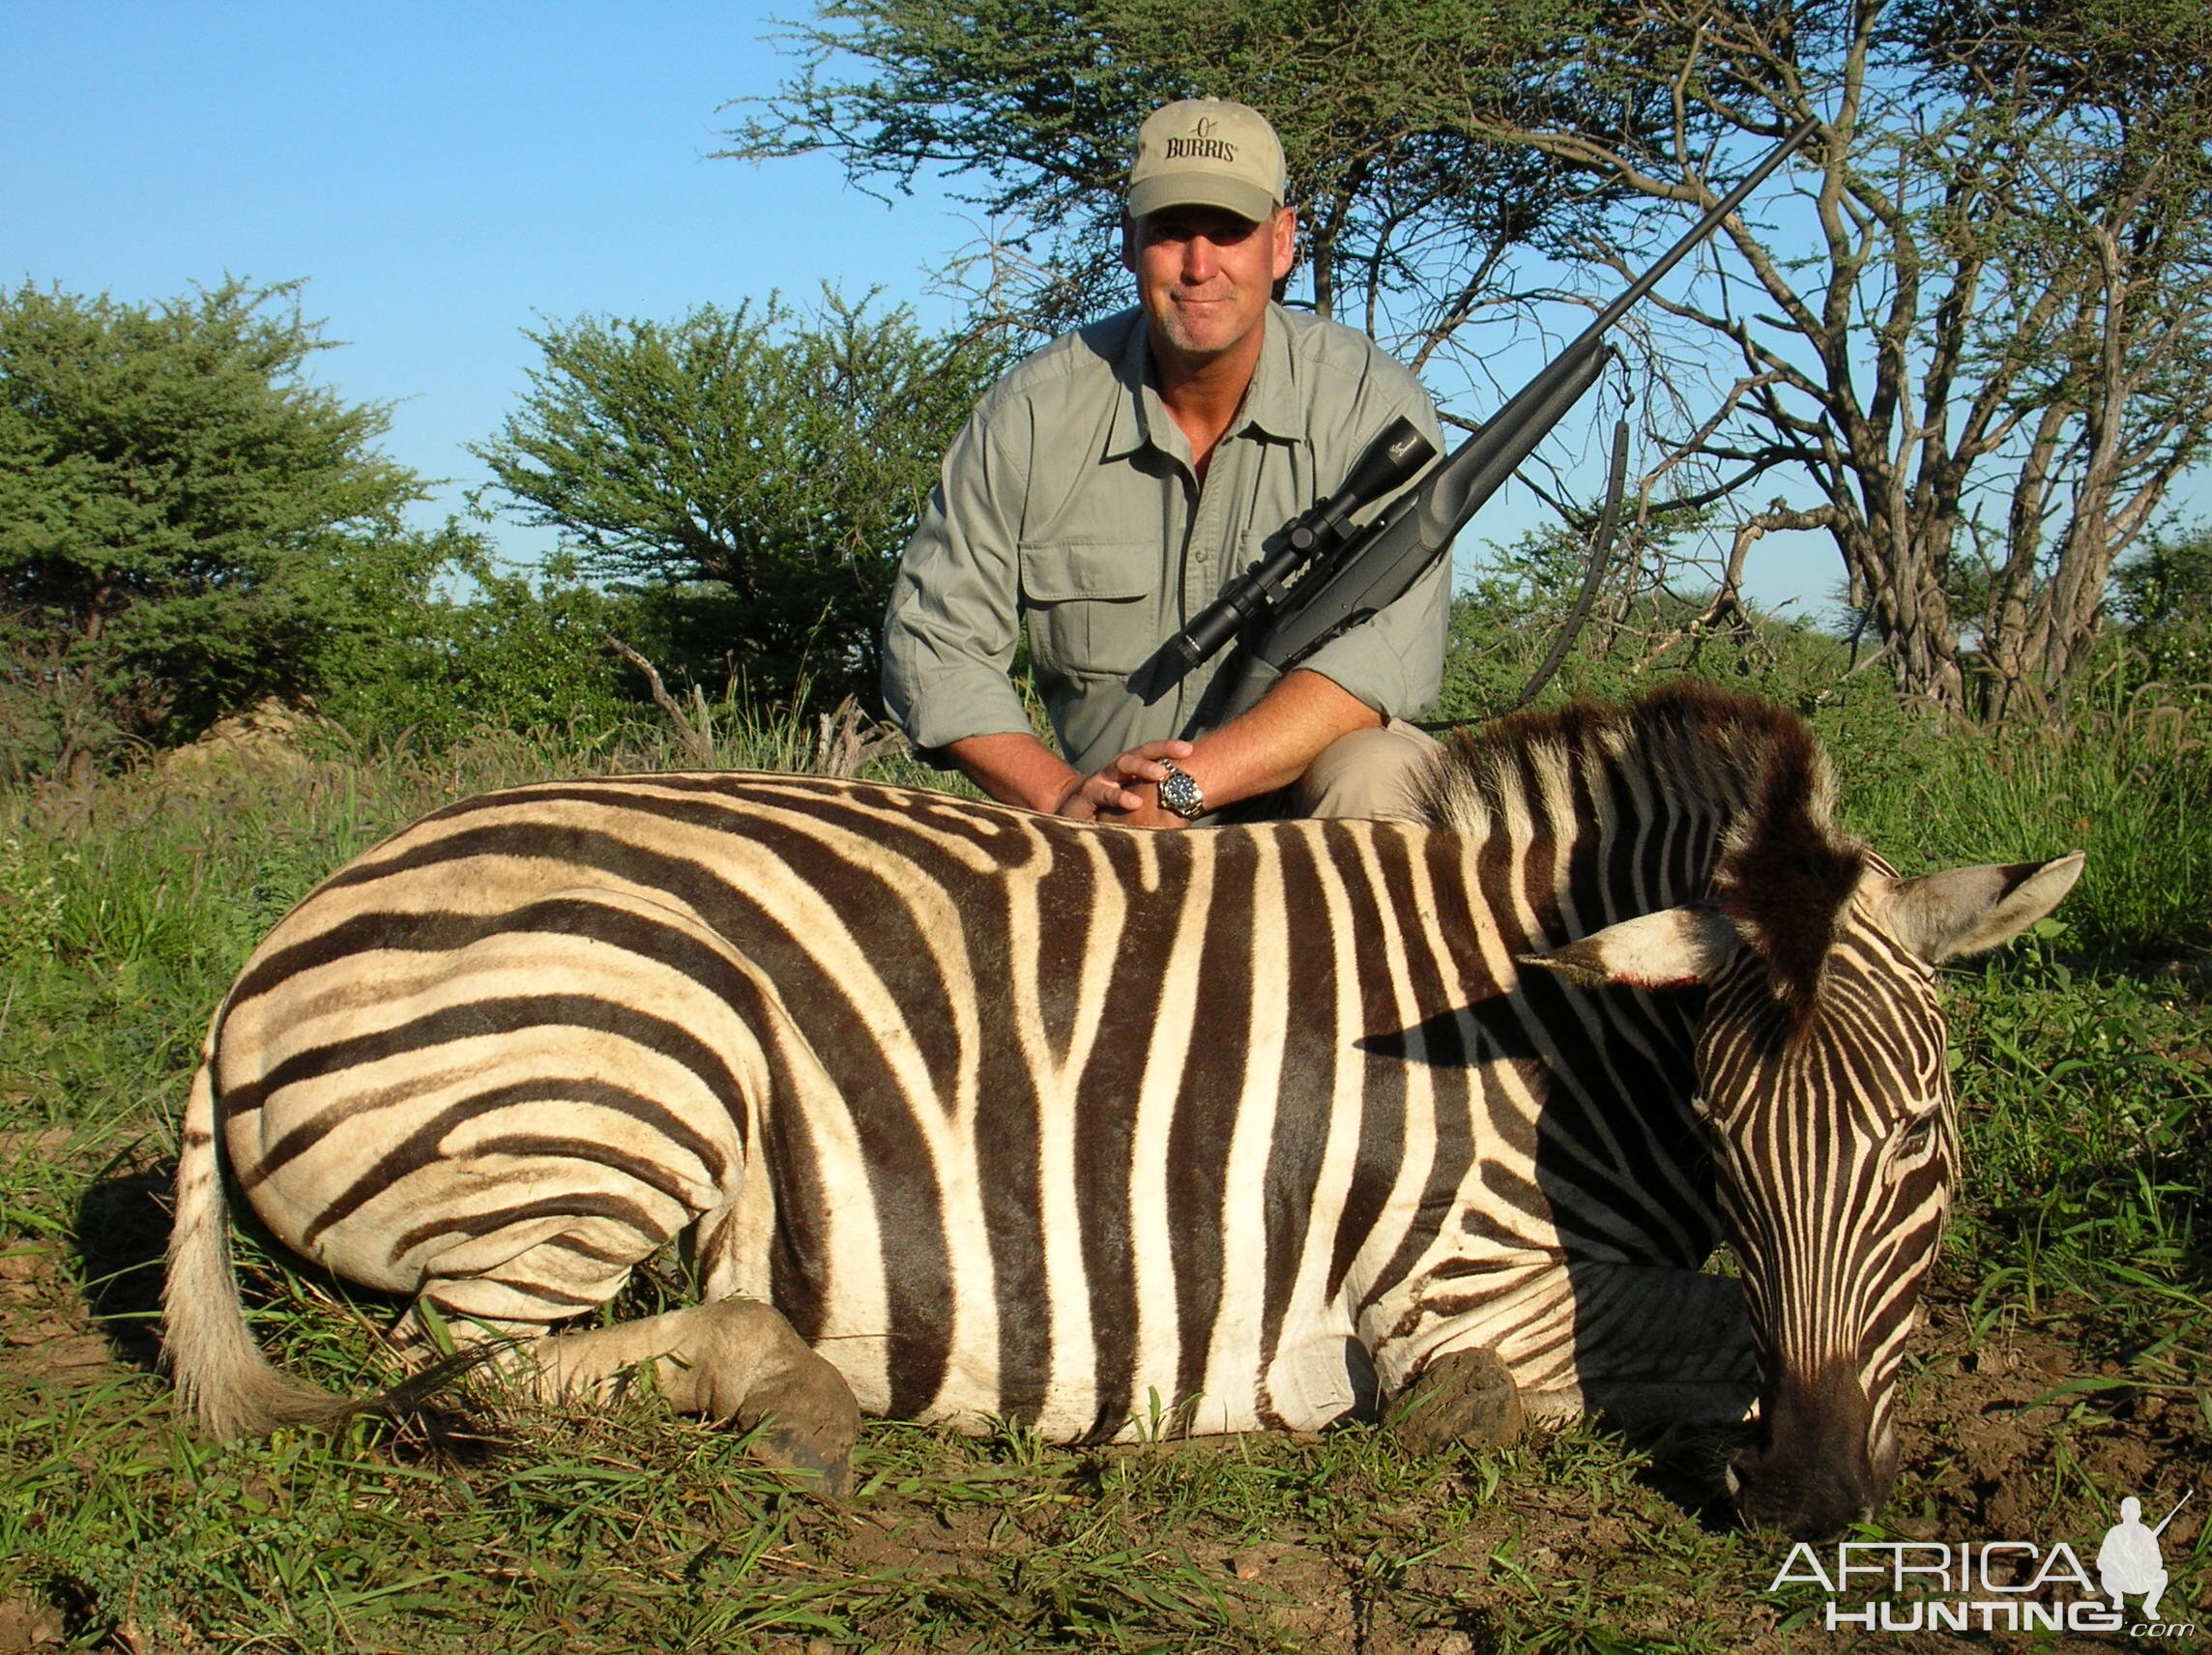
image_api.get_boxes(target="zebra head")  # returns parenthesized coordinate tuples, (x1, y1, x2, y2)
(1527, 750, 2083, 1540)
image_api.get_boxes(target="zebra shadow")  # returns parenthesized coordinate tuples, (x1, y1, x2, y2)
(70, 1161, 640, 1464)
(1360, 1002, 1756, 1531)
(73, 1158, 175, 1375)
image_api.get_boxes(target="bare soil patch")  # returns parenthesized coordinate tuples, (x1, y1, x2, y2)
(0, 1240, 112, 1388)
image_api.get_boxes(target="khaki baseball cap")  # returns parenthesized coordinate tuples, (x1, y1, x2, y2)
(1126, 98, 1287, 223)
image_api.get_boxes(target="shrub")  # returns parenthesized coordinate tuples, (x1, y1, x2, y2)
(0, 278, 428, 776)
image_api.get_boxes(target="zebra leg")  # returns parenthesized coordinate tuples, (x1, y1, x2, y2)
(394, 1251, 859, 1492)
(519, 1300, 860, 1493)
(402, 1289, 860, 1493)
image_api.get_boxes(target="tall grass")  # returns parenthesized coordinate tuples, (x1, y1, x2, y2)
(1827, 675, 2212, 958)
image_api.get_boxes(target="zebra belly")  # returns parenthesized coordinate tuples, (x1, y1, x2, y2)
(895, 1325, 1369, 1439)
(699, 1053, 1377, 1440)
(726, 1235, 1367, 1440)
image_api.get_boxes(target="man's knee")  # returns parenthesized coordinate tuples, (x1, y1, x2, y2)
(1293, 718, 1442, 822)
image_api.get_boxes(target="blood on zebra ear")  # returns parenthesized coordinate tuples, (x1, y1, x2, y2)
(1518, 905, 1742, 991)
(1863, 850, 2086, 963)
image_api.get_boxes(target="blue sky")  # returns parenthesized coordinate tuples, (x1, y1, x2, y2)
(2, 4, 977, 531)
(8, 4, 2200, 621)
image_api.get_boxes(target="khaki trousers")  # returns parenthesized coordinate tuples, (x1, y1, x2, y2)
(1213, 718, 1443, 825)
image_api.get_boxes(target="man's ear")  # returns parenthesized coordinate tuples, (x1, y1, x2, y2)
(1120, 212, 1138, 275)
(1269, 206, 1297, 282)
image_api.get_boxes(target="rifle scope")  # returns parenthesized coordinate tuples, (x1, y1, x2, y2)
(1128, 415, 1436, 703)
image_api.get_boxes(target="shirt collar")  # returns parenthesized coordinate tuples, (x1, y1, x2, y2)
(1103, 309, 1152, 463)
(1102, 304, 1305, 464)
(1240, 307, 1305, 443)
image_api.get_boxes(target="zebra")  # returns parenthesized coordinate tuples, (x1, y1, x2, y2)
(163, 683, 2081, 1538)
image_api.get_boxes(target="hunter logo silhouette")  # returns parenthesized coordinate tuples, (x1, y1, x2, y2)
(2098, 1492, 2190, 1623)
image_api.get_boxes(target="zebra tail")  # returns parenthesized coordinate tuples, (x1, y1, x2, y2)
(162, 1042, 349, 1437)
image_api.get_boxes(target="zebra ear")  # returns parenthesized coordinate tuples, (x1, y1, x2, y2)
(1868, 851, 2085, 963)
(1519, 905, 1741, 991)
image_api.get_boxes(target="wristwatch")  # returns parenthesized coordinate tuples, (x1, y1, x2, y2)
(1156, 760, 1206, 822)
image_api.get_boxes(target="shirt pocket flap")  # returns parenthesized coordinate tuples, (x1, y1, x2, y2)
(1019, 541, 1153, 604)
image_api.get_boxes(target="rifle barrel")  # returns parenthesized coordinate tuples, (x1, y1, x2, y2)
(1253, 118, 1819, 673)
(1563, 119, 1819, 365)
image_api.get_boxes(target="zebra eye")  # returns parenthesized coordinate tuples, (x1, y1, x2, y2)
(1894, 1109, 1940, 1155)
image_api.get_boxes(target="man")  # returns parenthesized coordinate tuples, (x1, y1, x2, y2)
(883, 98, 1450, 828)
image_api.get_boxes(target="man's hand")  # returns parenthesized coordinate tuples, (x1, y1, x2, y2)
(1057, 739, 1195, 825)
(943, 672, 1380, 830)
(942, 730, 1197, 827)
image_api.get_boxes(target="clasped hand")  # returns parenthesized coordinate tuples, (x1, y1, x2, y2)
(1053, 739, 1195, 828)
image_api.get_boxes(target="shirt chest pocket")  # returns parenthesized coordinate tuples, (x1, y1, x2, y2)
(1018, 540, 1156, 676)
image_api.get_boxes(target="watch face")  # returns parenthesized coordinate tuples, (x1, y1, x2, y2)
(1160, 766, 1204, 820)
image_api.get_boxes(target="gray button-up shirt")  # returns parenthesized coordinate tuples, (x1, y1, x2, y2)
(883, 304, 1450, 776)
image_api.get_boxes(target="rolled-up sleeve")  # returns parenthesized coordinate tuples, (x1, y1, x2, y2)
(881, 401, 1037, 755)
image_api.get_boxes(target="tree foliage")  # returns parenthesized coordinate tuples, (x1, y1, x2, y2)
(2111, 520, 2212, 691)
(0, 278, 431, 773)
(1548, 0, 2212, 721)
(472, 290, 1004, 707)
(733, 0, 2212, 722)
(304, 545, 660, 750)
(725, 0, 1649, 373)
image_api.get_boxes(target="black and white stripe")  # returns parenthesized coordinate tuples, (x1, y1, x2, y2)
(164, 684, 2080, 1535)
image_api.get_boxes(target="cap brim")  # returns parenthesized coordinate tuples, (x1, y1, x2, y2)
(1127, 175, 1278, 223)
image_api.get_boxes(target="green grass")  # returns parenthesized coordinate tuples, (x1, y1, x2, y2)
(1, 693, 2205, 1652)
(1823, 678, 2212, 959)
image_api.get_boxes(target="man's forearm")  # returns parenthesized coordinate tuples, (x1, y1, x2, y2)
(946, 671, 1381, 827)
(1174, 669, 1382, 811)
(944, 731, 1083, 815)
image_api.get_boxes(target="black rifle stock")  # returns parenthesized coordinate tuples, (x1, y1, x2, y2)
(1128, 117, 1818, 698)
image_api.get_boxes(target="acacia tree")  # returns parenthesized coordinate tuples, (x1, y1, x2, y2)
(725, 0, 1650, 381)
(0, 278, 431, 773)
(1504, 0, 2212, 720)
(731, 0, 2212, 721)
(472, 290, 1004, 706)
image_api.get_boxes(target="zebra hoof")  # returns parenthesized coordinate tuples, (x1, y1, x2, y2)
(735, 1347, 861, 1499)
(1386, 1346, 1526, 1453)
(752, 1426, 854, 1497)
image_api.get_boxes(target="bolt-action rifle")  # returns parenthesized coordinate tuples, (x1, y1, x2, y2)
(1128, 118, 1818, 706)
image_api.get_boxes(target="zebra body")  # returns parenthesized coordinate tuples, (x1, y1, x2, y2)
(166, 686, 2081, 1535)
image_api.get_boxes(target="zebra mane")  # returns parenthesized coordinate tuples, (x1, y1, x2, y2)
(1418, 682, 1868, 1018)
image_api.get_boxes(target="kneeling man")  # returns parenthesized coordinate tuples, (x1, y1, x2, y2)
(883, 98, 1450, 827)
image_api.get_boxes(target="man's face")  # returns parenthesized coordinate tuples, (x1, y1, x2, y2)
(1122, 204, 1297, 370)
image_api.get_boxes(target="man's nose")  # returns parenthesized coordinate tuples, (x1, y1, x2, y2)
(1181, 235, 1223, 282)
